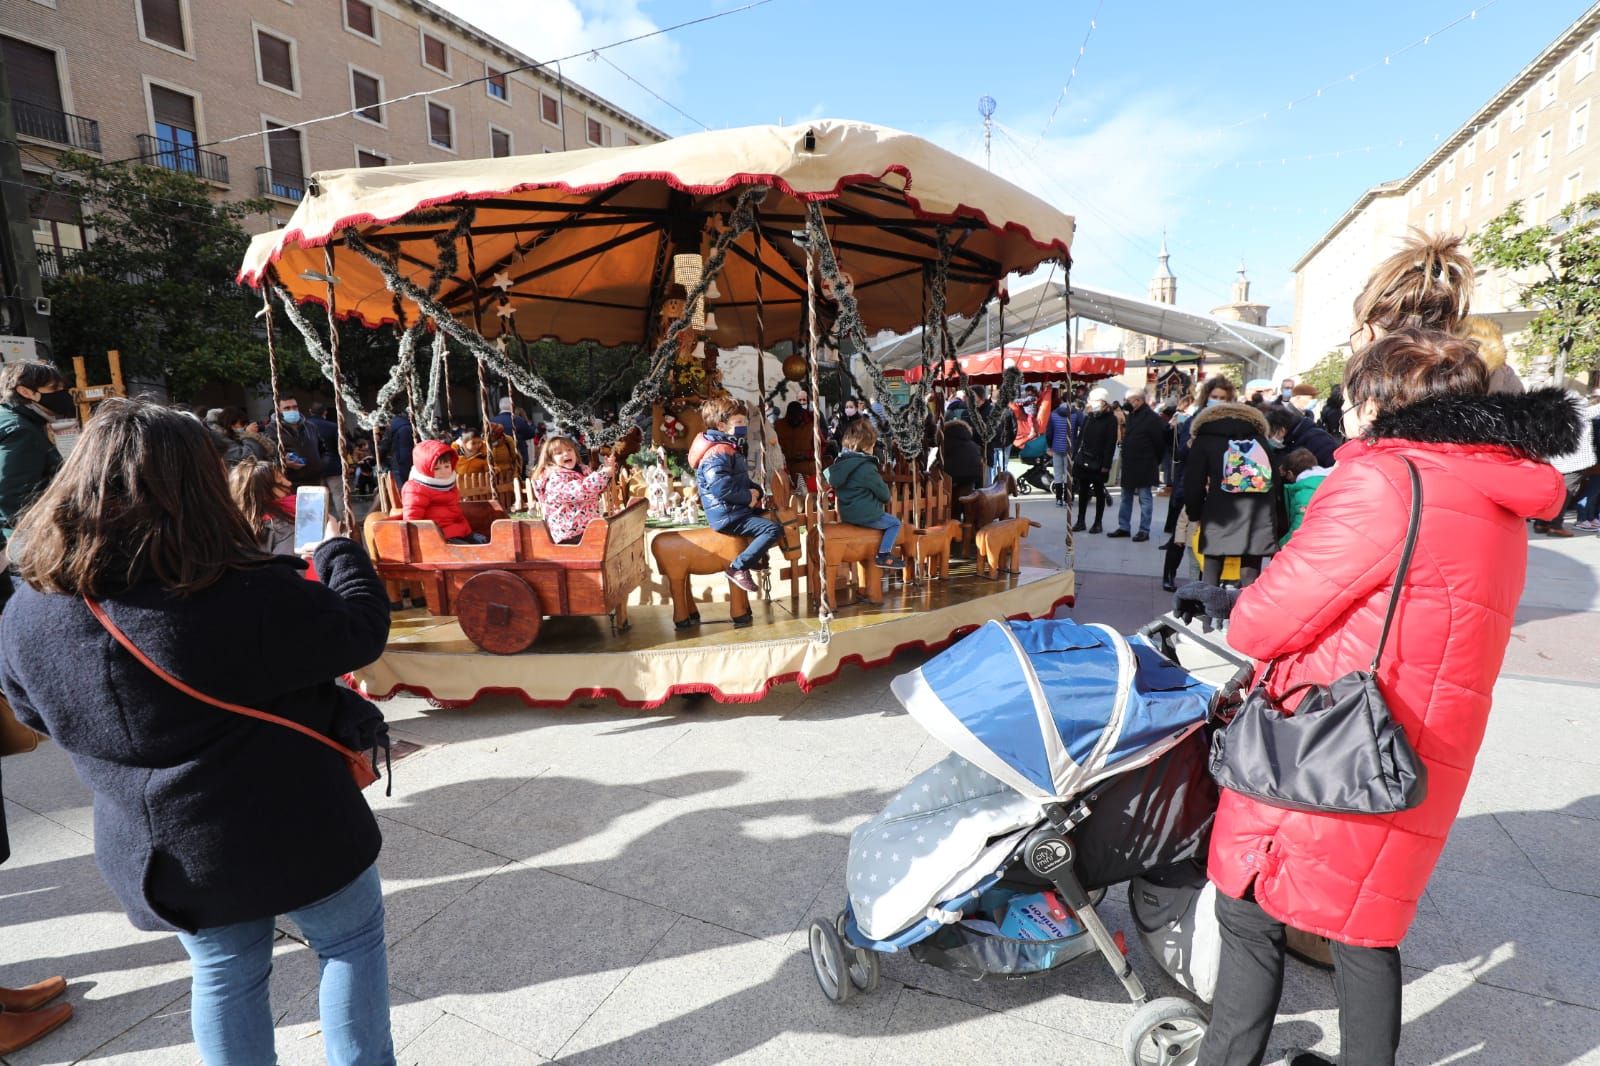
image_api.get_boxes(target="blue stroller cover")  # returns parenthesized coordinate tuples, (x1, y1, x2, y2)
(849, 618, 1213, 941)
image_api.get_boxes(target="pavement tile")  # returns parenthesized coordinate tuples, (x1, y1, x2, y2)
(1480, 679, 1600, 764)
(1427, 867, 1600, 1010)
(399, 1012, 550, 1064)
(371, 818, 511, 946)
(874, 986, 1123, 1066)
(1494, 808, 1600, 897)
(272, 983, 444, 1065)
(1433, 808, 1552, 889)
(1457, 750, 1600, 823)
(556, 916, 898, 1064)
(385, 863, 677, 1058)
(367, 742, 550, 838)
(1394, 964, 1600, 1066)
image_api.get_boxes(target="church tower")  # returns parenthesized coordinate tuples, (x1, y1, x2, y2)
(1148, 233, 1177, 305)
(1212, 259, 1270, 327)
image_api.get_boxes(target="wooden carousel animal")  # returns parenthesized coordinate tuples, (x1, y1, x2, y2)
(957, 477, 1016, 556)
(975, 515, 1042, 577)
(650, 471, 805, 628)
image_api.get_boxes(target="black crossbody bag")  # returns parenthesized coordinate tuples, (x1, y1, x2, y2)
(1209, 458, 1428, 815)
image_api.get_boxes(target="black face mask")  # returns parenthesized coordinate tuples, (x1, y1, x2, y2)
(35, 390, 76, 419)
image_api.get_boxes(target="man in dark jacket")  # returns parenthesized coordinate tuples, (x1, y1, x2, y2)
(268, 397, 326, 488)
(490, 397, 536, 468)
(1265, 403, 1340, 468)
(309, 405, 345, 498)
(939, 418, 984, 510)
(690, 397, 780, 607)
(0, 362, 68, 545)
(379, 411, 415, 486)
(1107, 391, 1168, 541)
(1072, 388, 1118, 533)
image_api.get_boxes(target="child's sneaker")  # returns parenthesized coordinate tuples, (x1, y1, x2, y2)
(875, 552, 906, 570)
(725, 566, 759, 592)
(1577, 519, 1600, 531)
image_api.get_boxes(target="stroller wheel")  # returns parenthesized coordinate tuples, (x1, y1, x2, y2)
(1016, 477, 1033, 496)
(808, 918, 853, 1004)
(836, 912, 881, 993)
(1123, 997, 1207, 1066)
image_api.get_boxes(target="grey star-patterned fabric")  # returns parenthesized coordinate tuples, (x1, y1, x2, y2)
(848, 751, 1041, 941)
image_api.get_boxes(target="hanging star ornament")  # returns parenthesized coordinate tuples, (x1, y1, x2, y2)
(495, 300, 516, 319)
(491, 271, 514, 292)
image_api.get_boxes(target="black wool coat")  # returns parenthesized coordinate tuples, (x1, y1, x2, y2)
(1119, 405, 1169, 490)
(939, 420, 984, 482)
(1184, 402, 1281, 557)
(0, 538, 390, 932)
(1073, 410, 1119, 472)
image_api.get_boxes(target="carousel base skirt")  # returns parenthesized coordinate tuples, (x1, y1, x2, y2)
(353, 562, 1075, 709)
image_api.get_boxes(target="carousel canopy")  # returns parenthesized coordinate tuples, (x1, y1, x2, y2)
(895, 347, 1124, 385)
(238, 120, 1076, 349)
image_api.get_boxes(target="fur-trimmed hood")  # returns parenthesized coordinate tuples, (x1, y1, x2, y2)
(1188, 401, 1269, 439)
(1366, 387, 1581, 461)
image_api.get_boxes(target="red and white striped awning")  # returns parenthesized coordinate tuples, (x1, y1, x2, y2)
(895, 348, 1124, 385)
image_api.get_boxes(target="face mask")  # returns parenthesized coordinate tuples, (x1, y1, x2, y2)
(281, 409, 302, 424)
(34, 390, 76, 419)
(844, 408, 857, 417)
(732, 425, 748, 440)
(1267, 437, 1284, 450)
(1206, 398, 1222, 408)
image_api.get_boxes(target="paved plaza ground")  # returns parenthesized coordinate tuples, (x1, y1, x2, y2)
(3, 486, 1598, 1065)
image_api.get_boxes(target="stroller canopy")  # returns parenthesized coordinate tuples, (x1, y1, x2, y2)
(892, 619, 1212, 802)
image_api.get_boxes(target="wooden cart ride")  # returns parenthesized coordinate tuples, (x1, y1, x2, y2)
(364, 499, 649, 655)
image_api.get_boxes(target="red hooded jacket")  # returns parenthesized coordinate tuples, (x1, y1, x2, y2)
(400, 439, 472, 540)
(1208, 390, 1575, 948)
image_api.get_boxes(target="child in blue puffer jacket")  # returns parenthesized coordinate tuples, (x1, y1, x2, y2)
(689, 396, 782, 608)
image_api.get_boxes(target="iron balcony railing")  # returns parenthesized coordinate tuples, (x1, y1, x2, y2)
(33, 243, 81, 280)
(11, 100, 102, 153)
(256, 166, 305, 202)
(136, 134, 230, 184)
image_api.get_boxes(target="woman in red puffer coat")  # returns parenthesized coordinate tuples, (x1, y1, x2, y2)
(1199, 330, 1577, 1066)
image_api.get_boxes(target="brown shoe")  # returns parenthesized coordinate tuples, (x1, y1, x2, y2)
(0, 1001, 73, 1054)
(0, 978, 66, 1012)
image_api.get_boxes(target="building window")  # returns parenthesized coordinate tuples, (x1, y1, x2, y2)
(486, 67, 507, 101)
(351, 68, 382, 124)
(1529, 190, 1546, 224)
(1444, 155, 1456, 182)
(1464, 138, 1476, 167)
(1426, 172, 1437, 195)
(1580, 40, 1596, 81)
(264, 121, 304, 199)
(490, 126, 511, 158)
(1571, 102, 1588, 151)
(344, 0, 377, 41)
(625, 135, 639, 146)
(586, 116, 604, 146)
(1483, 169, 1495, 205)
(150, 83, 198, 163)
(1425, 209, 1435, 230)
(138, 0, 187, 52)
(255, 29, 297, 93)
(1536, 128, 1553, 171)
(1487, 119, 1500, 149)
(1442, 198, 1452, 229)
(421, 31, 448, 74)
(1511, 96, 1527, 130)
(1540, 71, 1558, 109)
(1564, 170, 1583, 204)
(1, 36, 84, 150)
(540, 91, 561, 127)
(427, 100, 453, 150)
(357, 149, 387, 168)
(1508, 150, 1522, 188)
(1408, 187, 1421, 208)
(1461, 186, 1471, 215)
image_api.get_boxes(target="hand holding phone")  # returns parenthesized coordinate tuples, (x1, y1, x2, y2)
(293, 487, 330, 554)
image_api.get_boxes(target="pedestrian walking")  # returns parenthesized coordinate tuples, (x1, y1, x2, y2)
(1070, 388, 1117, 534)
(1106, 391, 1166, 541)
(1184, 396, 1278, 588)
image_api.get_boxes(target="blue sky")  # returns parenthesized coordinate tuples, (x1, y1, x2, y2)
(435, 0, 1590, 332)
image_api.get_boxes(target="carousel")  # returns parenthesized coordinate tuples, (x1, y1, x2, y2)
(239, 119, 1079, 708)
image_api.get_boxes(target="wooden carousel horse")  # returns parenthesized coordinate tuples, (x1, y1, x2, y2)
(974, 515, 1041, 577)
(650, 472, 803, 629)
(900, 519, 963, 581)
(957, 476, 1015, 555)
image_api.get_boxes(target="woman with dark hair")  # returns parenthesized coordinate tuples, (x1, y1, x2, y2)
(1199, 330, 1577, 1066)
(1317, 384, 1346, 440)
(0, 361, 70, 546)
(0, 399, 396, 1065)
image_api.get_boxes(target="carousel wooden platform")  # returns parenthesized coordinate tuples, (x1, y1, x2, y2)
(350, 547, 1074, 709)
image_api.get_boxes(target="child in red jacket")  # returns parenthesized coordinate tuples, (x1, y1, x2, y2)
(402, 439, 486, 544)
(531, 435, 617, 545)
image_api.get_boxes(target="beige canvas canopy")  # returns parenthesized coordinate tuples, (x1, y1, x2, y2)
(239, 120, 1075, 349)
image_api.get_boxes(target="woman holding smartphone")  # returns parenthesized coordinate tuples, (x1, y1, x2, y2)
(0, 399, 396, 1065)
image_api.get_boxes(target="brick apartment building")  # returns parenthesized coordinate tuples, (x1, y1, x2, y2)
(2, 0, 665, 275)
(1291, 3, 1600, 383)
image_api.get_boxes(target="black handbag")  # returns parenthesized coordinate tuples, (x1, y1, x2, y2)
(1209, 458, 1428, 815)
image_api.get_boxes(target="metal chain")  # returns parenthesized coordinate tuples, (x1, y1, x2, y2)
(260, 287, 288, 464)
(324, 246, 357, 532)
(805, 237, 832, 644)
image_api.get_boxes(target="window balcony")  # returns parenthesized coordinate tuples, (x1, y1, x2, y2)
(256, 166, 305, 202)
(33, 244, 81, 280)
(136, 134, 230, 185)
(13, 101, 101, 153)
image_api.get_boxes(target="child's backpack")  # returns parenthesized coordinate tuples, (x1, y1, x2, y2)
(1220, 439, 1272, 494)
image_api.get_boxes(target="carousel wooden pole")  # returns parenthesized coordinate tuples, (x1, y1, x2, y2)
(463, 233, 499, 501)
(322, 246, 357, 533)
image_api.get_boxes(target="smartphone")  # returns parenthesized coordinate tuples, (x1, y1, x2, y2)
(294, 487, 329, 554)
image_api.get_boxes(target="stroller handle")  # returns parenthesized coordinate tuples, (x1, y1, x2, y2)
(1139, 613, 1256, 699)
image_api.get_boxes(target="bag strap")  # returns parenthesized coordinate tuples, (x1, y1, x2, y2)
(1371, 458, 1423, 673)
(84, 597, 364, 766)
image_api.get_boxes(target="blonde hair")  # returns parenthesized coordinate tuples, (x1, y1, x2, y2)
(529, 434, 581, 489)
(1352, 231, 1474, 340)
(1460, 314, 1507, 372)
(840, 418, 877, 453)
(699, 394, 746, 428)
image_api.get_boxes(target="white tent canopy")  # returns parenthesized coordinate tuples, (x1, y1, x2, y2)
(871, 280, 1289, 378)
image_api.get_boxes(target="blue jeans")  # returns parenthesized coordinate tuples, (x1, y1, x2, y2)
(1118, 485, 1154, 535)
(176, 865, 394, 1066)
(855, 512, 902, 556)
(987, 446, 1009, 485)
(1578, 473, 1600, 522)
(718, 513, 784, 571)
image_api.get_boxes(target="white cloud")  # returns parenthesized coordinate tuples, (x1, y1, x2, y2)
(430, 0, 685, 129)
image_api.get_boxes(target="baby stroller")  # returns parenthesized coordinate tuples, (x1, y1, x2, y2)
(808, 615, 1250, 1065)
(1013, 433, 1054, 495)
